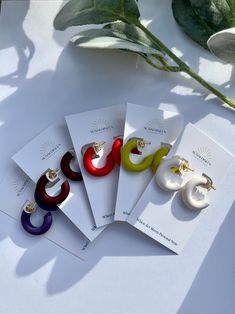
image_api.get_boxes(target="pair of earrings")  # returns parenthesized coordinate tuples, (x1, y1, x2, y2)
(82, 137, 123, 177)
(21, 150, 82, 235)
(121, 138, 171, 173)
(155, 156, 216, 210)
(82, 137, 170, 176)
(36, 149, 82, 206)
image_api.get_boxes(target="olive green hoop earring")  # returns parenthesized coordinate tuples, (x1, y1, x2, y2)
(151, 144, 172, 173)
(121, 138, 153, 172)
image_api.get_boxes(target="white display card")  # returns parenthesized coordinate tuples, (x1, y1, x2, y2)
(12, 120, 104, 241)
(115, 103, 184, 221)
(66, 104, 126, 227)
(0, 163, 92, 258)
(128, 123, 235, 254)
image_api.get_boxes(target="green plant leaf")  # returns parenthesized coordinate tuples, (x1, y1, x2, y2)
(104, 21, 163, 52)
(190, 0, 235, 30)
(54, 0, 140, 30)
(172, 0, 235, 49)
(71, 27, 160, 55)
(207, 27, 235, 63)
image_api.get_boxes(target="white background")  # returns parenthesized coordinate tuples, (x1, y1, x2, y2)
(0, 1, 235, 313)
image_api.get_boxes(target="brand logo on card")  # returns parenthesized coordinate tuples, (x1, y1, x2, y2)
(90, 118, 114, 134)
(40, 141, 62, 161)
(12, 175, 31, 197)
(144, 120, 167, 135)
(192, 147, 212, 166)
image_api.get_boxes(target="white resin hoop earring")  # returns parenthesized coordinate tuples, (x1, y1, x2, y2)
(181, 174, 215, 211)
(155, 156, 193, 192)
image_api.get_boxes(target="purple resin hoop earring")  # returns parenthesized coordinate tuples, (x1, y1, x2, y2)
(21, 202, 53, 236)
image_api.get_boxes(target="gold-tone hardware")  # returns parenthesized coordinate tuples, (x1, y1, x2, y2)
(93, 141, 106, 154)
(137, 139, 151, 149)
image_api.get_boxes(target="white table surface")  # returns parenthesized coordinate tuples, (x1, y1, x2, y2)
(0, 1, 235, 313)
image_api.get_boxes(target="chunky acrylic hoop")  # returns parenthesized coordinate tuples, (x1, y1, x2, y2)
(35, 169, 70, 205)
(181, 173, 215, 210)
(111, 137, 123, 165)
(21, 201, 53, 235)
(83, 142, 115, 177)
(151, 144, 172, 173)
(61, 150, 83, 181)
(121, 138, 153, 172)
(34, 191, 59, 212)
(155, 156, 194, 192)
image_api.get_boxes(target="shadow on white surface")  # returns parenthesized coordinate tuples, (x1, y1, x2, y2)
(0, 0, 34, 86)
(0, 40, 234, 172)
(10, 220, 173, 294)
(171, 192, 200, 222)
(178, 201, 235, 314)
(0, 1, 234, 311)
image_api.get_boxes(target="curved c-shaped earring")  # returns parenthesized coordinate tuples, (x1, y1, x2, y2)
(155, 156, 194, 192)
(61, 150, 83, 181)
(21, 202, 53, 235)
(83, 142, 115, 177)
(151, 144, 172, 173)
(36, 169, 70, 205)
(121, 138, 153, 172)
(111, 137, 123, 165)
(34, 191, 59, 212)
(181, 174, 216, 211)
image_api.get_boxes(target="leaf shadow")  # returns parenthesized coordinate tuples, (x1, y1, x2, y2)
(12, 219, 172, 295)
(0, 0, 235, 300)
(178, 200, 235, 314)
(0, 38, 233, 295)
(0, 0, 34, 86)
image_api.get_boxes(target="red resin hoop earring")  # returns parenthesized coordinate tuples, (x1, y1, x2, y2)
(61, 150, 83, 181)
(36, 169, 70, 205)
(83, 142, 115, 177)
(111, 137, 141, 165)
(111, 138, 123, 165)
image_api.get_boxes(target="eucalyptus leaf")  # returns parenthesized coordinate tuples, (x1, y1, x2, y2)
(54, 0, 140, 30)
(172, 0, 235, 49)
(53, 0, 235, 110)
(104, 21, 163, 52)
(207, 27, 235, 63)
(190, 0, 235, 30)
(71, 28, 160, 55)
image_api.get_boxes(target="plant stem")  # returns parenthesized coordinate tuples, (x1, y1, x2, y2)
(150, 55, 182, 72)
(147, 57, 182, 72)
(136, 22, 235, 110)
(145, 57, 168, 71)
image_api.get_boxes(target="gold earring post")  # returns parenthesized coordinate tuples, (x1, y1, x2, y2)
(93, 141, 106, 153)
(137, 139, 151, 149)
(180, 160, 194, 173)
(208, 185, 216, 191)
(203, 173, 216, 191)
(47, 168, 60, 180)
(24, 202, 36, 213)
